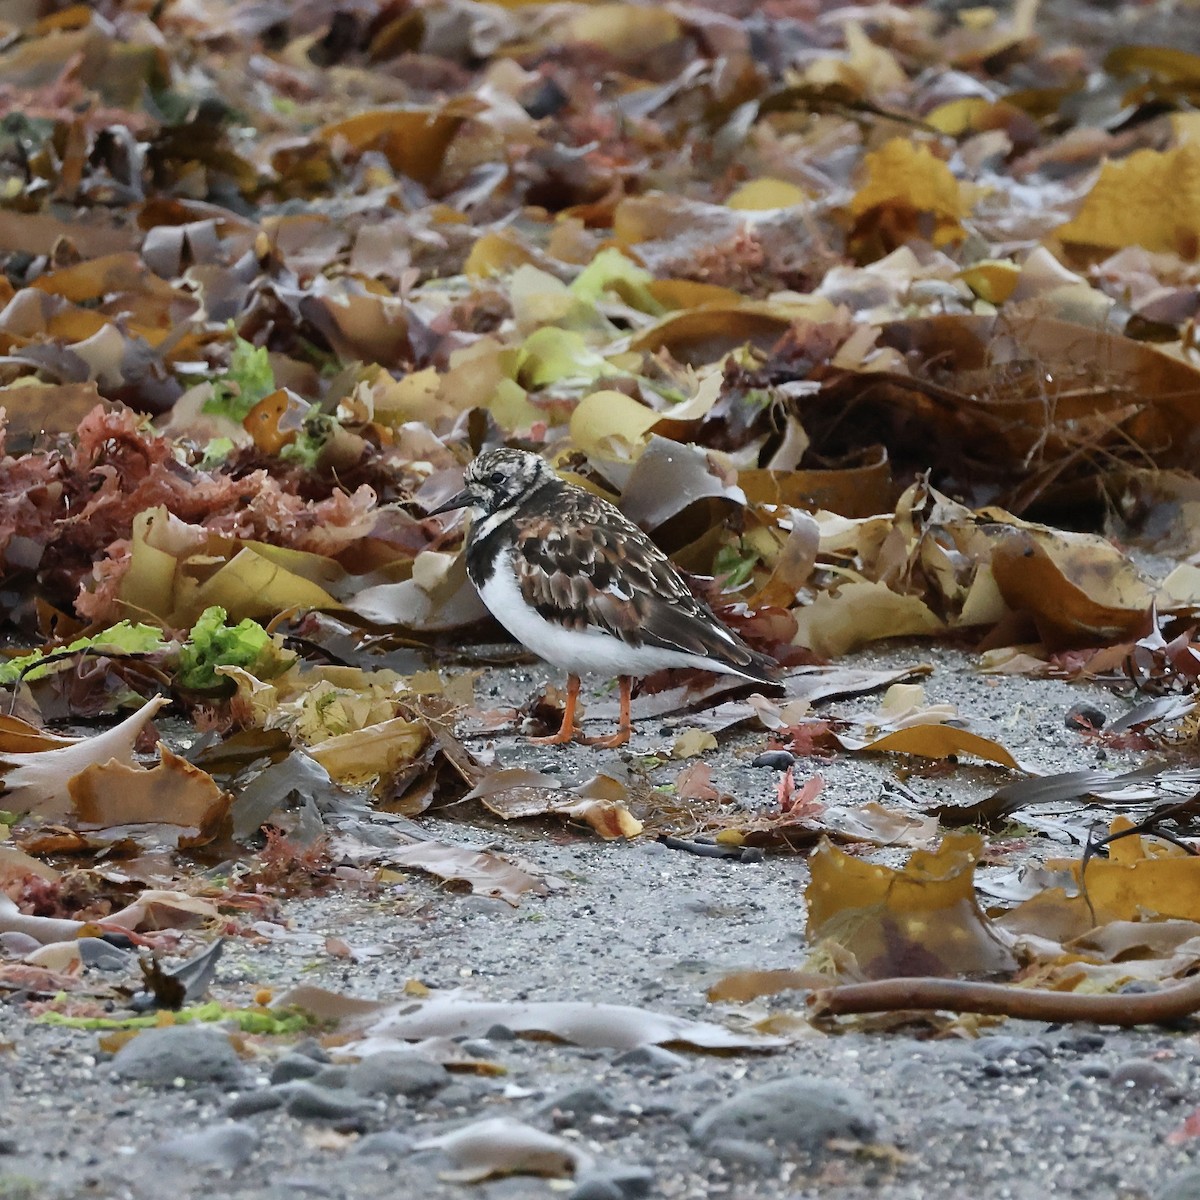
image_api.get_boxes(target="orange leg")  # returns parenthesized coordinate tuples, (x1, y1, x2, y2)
(530, 673, 582, 745)
(581, 676, 633, 748)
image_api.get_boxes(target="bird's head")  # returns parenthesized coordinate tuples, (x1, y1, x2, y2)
(428, 448, 557, 519)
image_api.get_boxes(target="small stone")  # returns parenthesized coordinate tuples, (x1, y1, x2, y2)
(1073, 1058, 1111, 1079)
(312, 1065, 350, 1089)
(291, 1038, 332, 1063)
(1157, 1168, 1200, 1200)
(460, 1039, 496, 1057)
(569, 1165, 654, 1200)
(347, 1054, 448, 1099)
(355, 1131, 415, 1159)
(1058, 1032, 1105, 1052)
(226, 1090, 285, 1118)
(110, 1026, 243, 1088)
(536, 1086, 618, 1125)
(1065, 703, 1106, 731)
(485, 1024, 517, 1041)
(77, 937, 133, 971)
(270, 1053, 324, 1085)
(613, 1045, 686, 1074)
(708, 1137, 780, 1172)
(1109, 1059, 1181, 1097)
(751, 751, 795, 770)
(281, 1082, 374, 1121)
(0, 932, 41, 956)
(155, 1122, 259, 1171)
(0, 1135, 16, 1155)
(691, 1077, 878, 1151)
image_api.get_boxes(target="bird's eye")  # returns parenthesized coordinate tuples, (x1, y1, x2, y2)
(487, 471, 505, 486)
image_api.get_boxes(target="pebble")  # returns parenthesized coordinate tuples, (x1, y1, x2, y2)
(751, 751, 795, 770)
(77, 936, 134, 972)
(226, 1090, 285, 1118)
(347, 1053, 448, 1099)
(613, 1045, 686, 1074)
(154, 1122, 259, 1171)
(707, 1137, 781, 1172)
(569, 1165, 654, 1200)
(536, 1086, 618, 1125)
(110, 1026, 243, 1088)
(1065, 703, 1106, 730)
(691, 1077, 878, 1151)
(486, 1024, 518, 1041)
(355, 1131, 415, 1159)
(279, 1081, 375, 1120)
(1108, 1059, 1181, 1098)
(459, 897, 515, 916)
(0, 932, 40, 956)
(1157, 1168, 1200, 1200)
(291, 1038, 332, 1063)
(1058, 1032, 1105, 1052)
(312, 1065, 350, 1089)
(270, 1053, 325, 1085)
(0, 1134, 15, 1155)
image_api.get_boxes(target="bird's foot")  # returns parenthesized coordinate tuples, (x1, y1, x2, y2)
(579, 726, 632, 749)
(529, 725, 580, 746)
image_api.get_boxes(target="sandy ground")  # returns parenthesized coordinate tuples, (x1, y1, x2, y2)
(2, 643, 1199, 1200)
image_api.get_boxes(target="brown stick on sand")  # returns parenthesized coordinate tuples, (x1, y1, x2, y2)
(808, 974, 1200, 1027)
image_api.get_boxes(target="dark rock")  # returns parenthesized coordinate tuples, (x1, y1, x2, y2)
(708, 1137, 780, 1172)
(569, 1165, 654, 1200)
(110, 1026, 243, 1088)
(77, 937, 134, 971)
(485, 1024, 518, 1041)
(281, 1081, 375, 1120)
(291, 1038, 332, 1063)
(355, 1131, 415, 1159)
(1065, 703, 1106, 731)
(751, 751, 795, 770)
(312, 1065, 350, 1089)
(1157, 1168, 1200, 1200)
(691, 1077, 878, 1151)
(613, 1045, 686, 1074)
(155, 1122, 259, 1171)
(0, 1135, 15, 1155)
(460, 1039, 497, 1057)
(1058, 1032, 1105, 1052)
(270, 1053, 324, 1085)
(1109, 1059, 1181, 1097)
(226, 1090, 285, 1118)
(1073, 1058, 1111, 1079)
(347, 1054, 448, 1099)
(536, 1086, 618, 1125)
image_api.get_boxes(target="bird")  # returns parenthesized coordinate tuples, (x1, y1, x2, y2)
(428, 447, 779, 747)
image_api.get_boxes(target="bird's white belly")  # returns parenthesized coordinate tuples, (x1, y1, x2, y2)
(478, 550, 719, 677)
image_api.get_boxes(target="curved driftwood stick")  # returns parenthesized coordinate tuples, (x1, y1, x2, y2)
(809, 973, 1200, 1027)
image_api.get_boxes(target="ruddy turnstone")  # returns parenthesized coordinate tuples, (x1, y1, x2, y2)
(429, 447, 778, 747)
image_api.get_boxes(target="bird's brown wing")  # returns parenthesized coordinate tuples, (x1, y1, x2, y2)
(511, 492, 777, 683)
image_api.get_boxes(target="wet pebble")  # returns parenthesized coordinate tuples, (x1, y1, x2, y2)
(270, 1053, 324, 1085)
(279, 1081, 376, 1120)
(110, 1026, 243, 1088)
(355, 1131, 415, 1159)
(154, 1122, 259, 1171)
(1157, 1168, 1200, 1200)
(751, 751, 795, 770)
(347, 1053, 448, 1099)
(707, 1137, 781, 1172)
(691, 1076, 878, 1151)
(1109, 1059, 1181, 1098)
(568, 1164, 654, 1200)
(536, 1086, 618, 1126)
(226, 1089, 285, 1118)
(77, 937, 134, 971)
(1065, 703, 1106, 730)
(613, 1045, 686, 1074)
(0, 932, 40, 956)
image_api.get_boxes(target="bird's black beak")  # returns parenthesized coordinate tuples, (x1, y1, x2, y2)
(426, 486, 480, 517)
